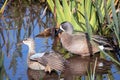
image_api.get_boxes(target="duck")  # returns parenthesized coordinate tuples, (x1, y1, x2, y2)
(56, 21, 112, 56)
(22, 38, 65, 73)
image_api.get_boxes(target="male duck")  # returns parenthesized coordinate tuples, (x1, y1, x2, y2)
(56, 21, 112, 56)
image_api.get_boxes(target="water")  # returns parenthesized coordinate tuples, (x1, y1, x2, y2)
(0, 1, 120, 80)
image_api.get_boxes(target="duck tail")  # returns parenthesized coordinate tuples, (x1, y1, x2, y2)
(92, 35, 114, 51)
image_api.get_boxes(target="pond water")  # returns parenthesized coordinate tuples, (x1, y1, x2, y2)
(0, 1, 120, 80)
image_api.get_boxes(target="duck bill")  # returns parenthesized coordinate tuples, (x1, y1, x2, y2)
(55, 28, 63, 36)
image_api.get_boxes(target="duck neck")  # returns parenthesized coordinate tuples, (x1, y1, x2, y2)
(28, 44, 35, 58)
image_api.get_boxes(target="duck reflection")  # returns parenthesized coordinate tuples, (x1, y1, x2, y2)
(64, 56, 112, 80)
(27, 55, 112, 80)
(27, 69, 45, 80)
(27, 69, 60, 80)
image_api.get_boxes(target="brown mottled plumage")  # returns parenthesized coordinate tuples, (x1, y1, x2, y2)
(23, 38, 65, 73)
(35, 28, 56, 38)
(30, 51, 65, 73)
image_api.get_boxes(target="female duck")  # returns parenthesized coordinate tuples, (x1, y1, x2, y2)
(22, 38, 65, 73)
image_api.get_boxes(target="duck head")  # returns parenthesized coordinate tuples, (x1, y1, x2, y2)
(22, 38, 34, 46)
(56, 21, 74, 36)
(17, 38, 35, 49)
(22, 38, 35, 51)
(22, 38, 36, 55)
